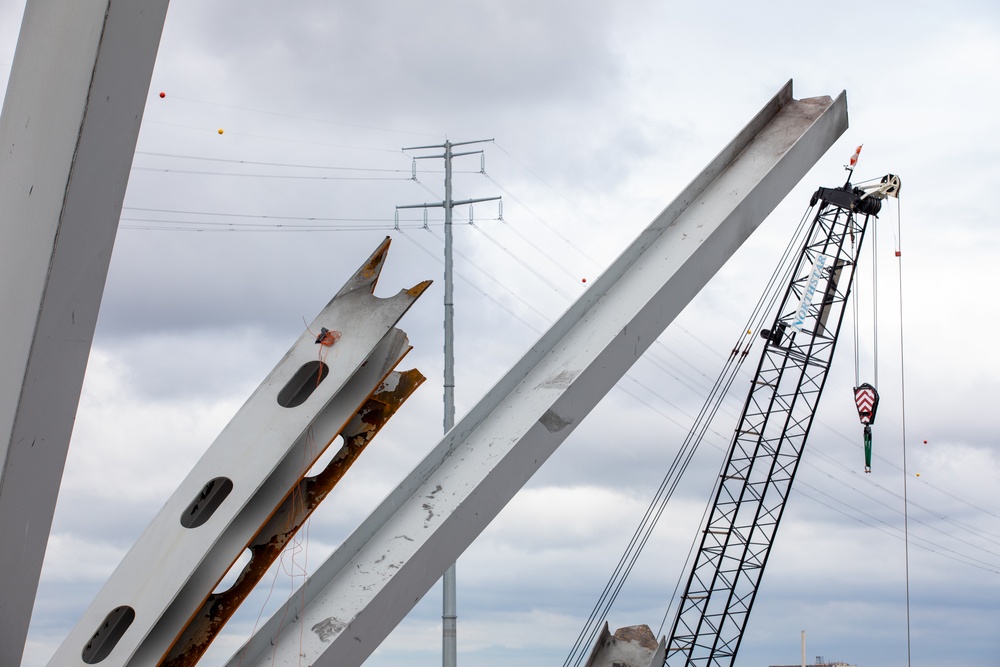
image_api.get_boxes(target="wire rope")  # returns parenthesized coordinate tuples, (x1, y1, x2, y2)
(561, 201, 816, 667)
(396, 227, 544, 335)
(852, 230, 862, 388)
(792, 485, 1000, 574)
(492, 142, 605, 232)
(153, 93, 442, 139)
(894, 195, 913, 667)
(131, 166, 410, 181)
(872, 211, 879, 389)
(135, 151, 414, 172)
(479, 168, 738, 391)
(481, 171, 601, 267)
(468, 222, 571, 298)
(142, 118, 421, 152)
(124, 206, 404, 221)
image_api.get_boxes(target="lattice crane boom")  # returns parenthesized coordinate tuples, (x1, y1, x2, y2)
(664, 175, 898, 667)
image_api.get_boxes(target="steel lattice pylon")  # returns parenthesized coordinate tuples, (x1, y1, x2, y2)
(664, 184, 881, 667)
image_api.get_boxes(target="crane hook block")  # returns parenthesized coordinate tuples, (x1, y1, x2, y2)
(855, 383, 879, 473)
(854, 382, 879, 425)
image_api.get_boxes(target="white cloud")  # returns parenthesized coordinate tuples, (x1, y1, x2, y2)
(5, 1, 1000, 666)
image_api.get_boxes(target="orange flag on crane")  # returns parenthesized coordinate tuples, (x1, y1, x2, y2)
(849, 144, 862, 167)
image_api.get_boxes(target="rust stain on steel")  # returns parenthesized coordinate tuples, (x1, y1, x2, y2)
(159, 369, 425, 667)
(405, 279, 433, 298)
(359, 239, 390, 281)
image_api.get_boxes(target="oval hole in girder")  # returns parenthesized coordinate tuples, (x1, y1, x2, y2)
(213, 547, 253, 595)
(180, 476, 233, 529)
(81, 605, 135, 664)
(305, 434, 346, 478)
(277, 360, 330, 408)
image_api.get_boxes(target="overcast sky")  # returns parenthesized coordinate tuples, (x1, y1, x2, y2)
(3, 1, 1000, 667)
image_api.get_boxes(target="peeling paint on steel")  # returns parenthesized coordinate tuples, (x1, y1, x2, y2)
(158, 368, 424, 667)
(539, 409, 573, 433)
(313, 617, 347, 642)
(405, 280, 433, 298)
(536, 369, 579, 390)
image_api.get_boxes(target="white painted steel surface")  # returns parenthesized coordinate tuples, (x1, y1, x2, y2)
(130, 329, 414, 666)
(227, 81, 849, 667)
(48, 240, 429, 666)
(0, 1, 169, 662)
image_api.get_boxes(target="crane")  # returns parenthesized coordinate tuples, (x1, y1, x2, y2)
(663, 169, 901, 667)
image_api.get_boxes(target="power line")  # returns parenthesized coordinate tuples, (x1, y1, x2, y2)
(135, 150, 415, 172)
(141, 119, 407, 152)
(131, 166, 410, 181)
(123, 206, 407, 221)
(119, 183, 999, 553)
(120, 138, 1000, 585)
(397, 228, 543, 335)
(481, 170, 601, 268)
(151, 92, 443, 139)
(117, 196, 1000, 554)
(493, 142, 605, 232)
(793, 485, 1000, 574)
(118, 219, 426, 232)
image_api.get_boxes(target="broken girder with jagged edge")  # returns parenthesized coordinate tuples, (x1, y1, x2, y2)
(50, 237, 430, 667)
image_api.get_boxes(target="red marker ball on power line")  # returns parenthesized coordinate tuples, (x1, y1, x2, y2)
(581, 278, 587, 283)
(159, 92, 165, 98)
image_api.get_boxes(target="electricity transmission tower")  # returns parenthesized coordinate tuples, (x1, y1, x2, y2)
(396, 138, 500, 667)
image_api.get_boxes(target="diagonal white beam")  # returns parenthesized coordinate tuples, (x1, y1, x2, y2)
(0, 2, 169, 663)
(228, 81, 849, 667)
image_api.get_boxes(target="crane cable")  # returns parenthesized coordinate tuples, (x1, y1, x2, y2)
(893, 194, 913, 667)
(561, 201, 817, 667)
(855, 183, 913, 666)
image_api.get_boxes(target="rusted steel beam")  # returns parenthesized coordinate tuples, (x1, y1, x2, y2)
(49, 238, 429, 667)
(160, 369, 424, 667)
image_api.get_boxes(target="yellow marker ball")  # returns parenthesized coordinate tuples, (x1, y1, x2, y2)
(218, 128, 224, 135)
(915, 473, 921, 477)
